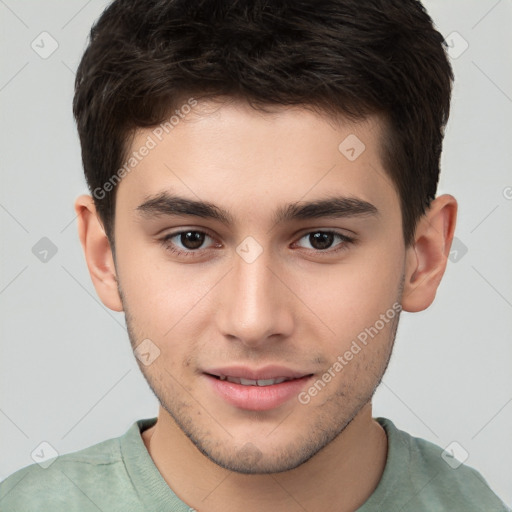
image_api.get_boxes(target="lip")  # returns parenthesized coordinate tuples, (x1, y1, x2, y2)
(203, 366, 314, 411)
(203, 365, 311, 381)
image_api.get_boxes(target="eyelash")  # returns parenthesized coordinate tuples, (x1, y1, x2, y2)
(159, 229, 355, 258)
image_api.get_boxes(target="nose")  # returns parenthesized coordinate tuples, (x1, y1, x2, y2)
(215, 246, 295, 348)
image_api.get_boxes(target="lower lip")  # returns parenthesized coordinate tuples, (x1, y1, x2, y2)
(204, 374, 313, 411)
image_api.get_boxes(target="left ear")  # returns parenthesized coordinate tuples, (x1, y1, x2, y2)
(402, 194, 458, 312)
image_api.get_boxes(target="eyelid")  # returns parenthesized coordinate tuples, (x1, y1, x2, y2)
(160, 228, 355, 258)
(160, 228, 220, 252)
(292, 230, 354, 251)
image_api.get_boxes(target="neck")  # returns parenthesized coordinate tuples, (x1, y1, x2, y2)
(142, 402, 387, 512)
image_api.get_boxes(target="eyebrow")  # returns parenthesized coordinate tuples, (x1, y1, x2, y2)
(136, 191, 379, 225)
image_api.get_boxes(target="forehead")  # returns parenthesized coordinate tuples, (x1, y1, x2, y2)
(115, 99, 399, 224)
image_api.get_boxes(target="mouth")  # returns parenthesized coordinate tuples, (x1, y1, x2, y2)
(203, 367, 315, 411)
(206, 374, 301, 387)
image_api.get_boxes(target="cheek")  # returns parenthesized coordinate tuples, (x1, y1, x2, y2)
(290, 246, 404, 349)
(115, 231, 192, 312)
(116, 246, 222, 361)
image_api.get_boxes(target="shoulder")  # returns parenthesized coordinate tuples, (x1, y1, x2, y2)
(0, 424, 141, 512)
(375, 417, 510, 511)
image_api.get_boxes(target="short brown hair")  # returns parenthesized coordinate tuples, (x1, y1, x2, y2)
(73, 0, 454, 248)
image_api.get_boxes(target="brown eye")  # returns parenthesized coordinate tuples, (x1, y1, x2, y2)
(296, 231, 353, 252)
(308, 232, 335, 250)
(160, 230, 216, 257)
(179, 231, 206, 250)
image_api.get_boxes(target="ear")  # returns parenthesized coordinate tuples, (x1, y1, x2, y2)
(402, 194, 458, 312)
(74, 194, 123, 312)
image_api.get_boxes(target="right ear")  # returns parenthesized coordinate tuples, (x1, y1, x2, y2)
(74, 194, 123, 312)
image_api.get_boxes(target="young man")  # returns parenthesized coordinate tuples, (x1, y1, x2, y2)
(0, 0, 509, 510)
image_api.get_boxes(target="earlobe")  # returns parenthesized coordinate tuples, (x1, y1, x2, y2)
(402, 194, 458, 313)
(74, 194, 123, 312)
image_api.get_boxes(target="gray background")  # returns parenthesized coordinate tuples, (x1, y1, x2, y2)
(1, 0, 511, 505)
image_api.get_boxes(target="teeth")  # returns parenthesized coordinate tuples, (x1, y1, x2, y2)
(239, 378, 258, 385)
(259, 377, 287, 386)
(257, 379, 276, 386)
(219, 375, 290, 386)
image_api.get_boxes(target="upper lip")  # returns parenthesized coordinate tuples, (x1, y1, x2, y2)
(204, 365, 312, 381)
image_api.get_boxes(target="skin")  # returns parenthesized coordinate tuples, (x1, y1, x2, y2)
(75, 99, 457, 512)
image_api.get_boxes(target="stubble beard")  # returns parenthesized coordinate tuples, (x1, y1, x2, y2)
(118, 276, 403, 474)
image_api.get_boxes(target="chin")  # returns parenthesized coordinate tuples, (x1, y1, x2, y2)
(196, 442, 318, 475)
(175, 413, 342, 475)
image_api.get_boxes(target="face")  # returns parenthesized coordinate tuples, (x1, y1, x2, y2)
(113, 99, 406, 473)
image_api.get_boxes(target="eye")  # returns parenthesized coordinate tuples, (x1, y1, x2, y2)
(295, 230, 354, 253)
(160, 230, 217, 257)
(160, 228, 355, 259)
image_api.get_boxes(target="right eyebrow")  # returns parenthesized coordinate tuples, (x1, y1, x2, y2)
(136, 193, 234, 224)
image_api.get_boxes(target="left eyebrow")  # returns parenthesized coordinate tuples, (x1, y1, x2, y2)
(135, 191, 379, 226)
(273, 196, 379, 224)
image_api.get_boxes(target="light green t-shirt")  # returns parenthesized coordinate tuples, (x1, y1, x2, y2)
(0, 416, 509, 511)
